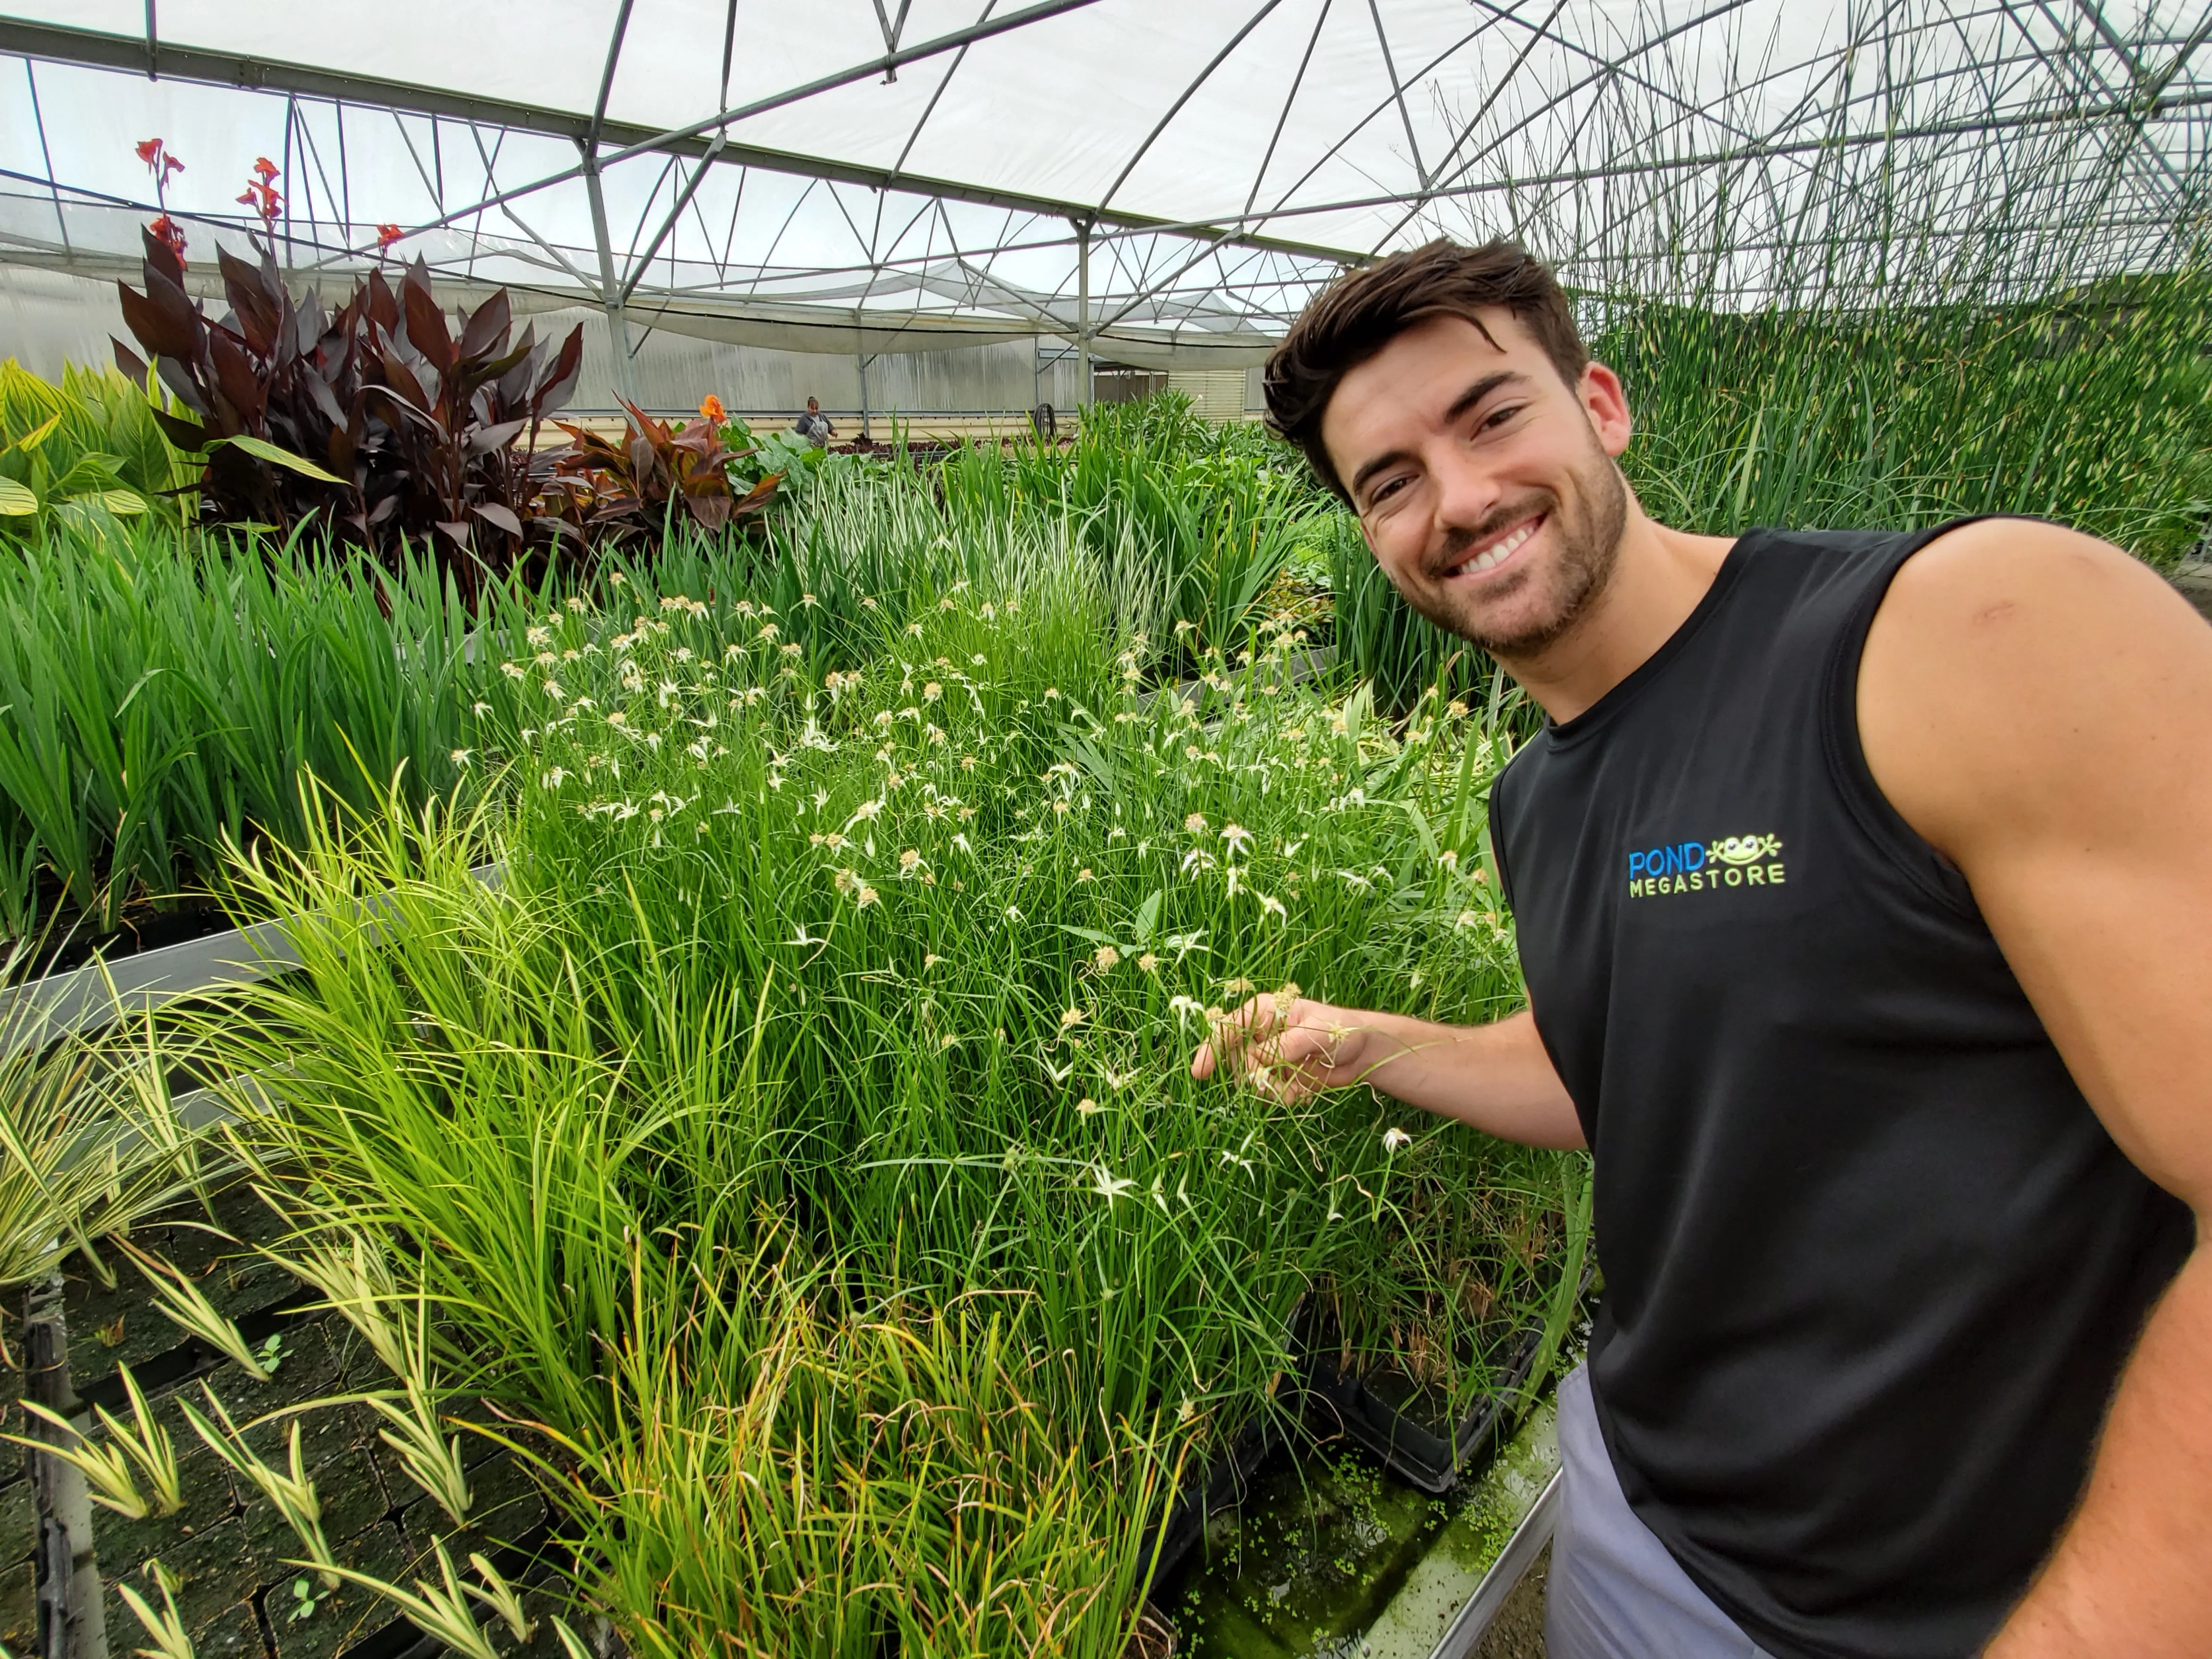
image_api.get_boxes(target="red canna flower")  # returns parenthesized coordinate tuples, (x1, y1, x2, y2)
(375, 223, 404, 248)
(252, 156, 279, 180)
(238, 172, 283, 233)
(135, 137, 162, 166)
(149, 214, 187, 258)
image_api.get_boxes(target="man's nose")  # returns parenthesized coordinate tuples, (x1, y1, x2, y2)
(1430, 448, 1502, 538)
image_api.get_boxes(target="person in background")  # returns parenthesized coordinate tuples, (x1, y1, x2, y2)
(792, 396, 834, 448)
(1193, 237, 2211, 1659)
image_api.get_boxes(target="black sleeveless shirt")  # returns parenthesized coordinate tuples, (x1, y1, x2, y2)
(1490, 524, 2192, 1659)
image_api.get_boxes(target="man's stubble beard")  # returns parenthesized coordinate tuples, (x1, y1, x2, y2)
(1401, 447, 1630, 660)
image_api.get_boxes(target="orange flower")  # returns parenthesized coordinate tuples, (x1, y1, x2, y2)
(252, 156, 279, 180)
(698, 394, 728, 424)
(375, 223, 404, 248)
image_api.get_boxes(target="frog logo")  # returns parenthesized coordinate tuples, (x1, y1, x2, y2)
(1706, 833, 1783, 867)
(1627, 830, 1787, 897)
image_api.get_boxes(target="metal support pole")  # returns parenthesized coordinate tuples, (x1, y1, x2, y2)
(580, 145, 640, 410)
(25, 1274, 103, 1659)
(1075, 218, 1092, 409)
(857, 338, 872, 442)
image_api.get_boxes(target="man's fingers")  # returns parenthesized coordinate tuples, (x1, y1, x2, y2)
(1192, 996, 1283, 1081)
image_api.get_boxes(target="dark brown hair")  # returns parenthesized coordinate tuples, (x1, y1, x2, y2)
(1264, 238, 1588, 502)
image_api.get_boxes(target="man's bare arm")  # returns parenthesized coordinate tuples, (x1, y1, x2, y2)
(1190, 998, 1586, 1150)
(1859, 518, 2212, 1659)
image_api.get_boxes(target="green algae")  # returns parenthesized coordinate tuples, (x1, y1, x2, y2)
(1159, 1384, 1566, 1658)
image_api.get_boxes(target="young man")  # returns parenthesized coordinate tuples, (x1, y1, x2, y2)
(1192, 240, 2210, 1659)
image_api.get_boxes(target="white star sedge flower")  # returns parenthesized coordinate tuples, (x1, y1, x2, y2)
(1220, 823, 1254, 854)
(1383, 1127, 1413, 1153)
(1059, 1008, 1088, 1030)
(1168, 995, 1204, 1027)
(1077, 1098, 1103, 1117)
(450, 748, 473, 767)
(1087, 1164, 1137, 1204)
(1257, 892, 1287, 922)
(1185, 813, 1207, 833)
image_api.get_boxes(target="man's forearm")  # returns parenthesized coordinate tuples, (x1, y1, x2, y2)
(1988, 1241, 2212, 1658)
(1351, 1007, 1585, 1149)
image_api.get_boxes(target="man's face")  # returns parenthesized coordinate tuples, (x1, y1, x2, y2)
(1321, 312, 1633, 659)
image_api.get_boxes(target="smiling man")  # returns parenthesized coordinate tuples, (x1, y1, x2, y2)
(1192, 239, 2211, 1658)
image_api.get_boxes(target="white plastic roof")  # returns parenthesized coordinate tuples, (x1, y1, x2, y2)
(1, 1, 2207, 372)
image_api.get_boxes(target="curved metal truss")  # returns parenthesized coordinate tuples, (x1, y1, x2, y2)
(1, 0, 2207, 393)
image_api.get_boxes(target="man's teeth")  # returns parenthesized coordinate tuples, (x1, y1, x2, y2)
(1454, 519, 1538, 576)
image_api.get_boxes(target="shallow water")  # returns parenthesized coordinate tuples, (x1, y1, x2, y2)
(1158, 1390, 1563, 1658)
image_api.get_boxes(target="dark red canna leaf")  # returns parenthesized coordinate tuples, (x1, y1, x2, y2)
(154, 355, 212, 423)
(140, 224, 187, 290)
(115, 276, 201, 361)
(150, 406, 210, 452)
(536, 326, 585, 415)
(471, 502, 523, 537)
(467, 418, 528, 456)
(207, 331, 267, 428)
(111, 337, 152, 384)
(378, 344, 431, 414)
(216, 245, 282, 357)
(401, 261, 456, 374)
(458, 289, 510, 362)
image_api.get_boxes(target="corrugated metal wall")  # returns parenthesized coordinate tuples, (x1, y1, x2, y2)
(0, 264, 1250, 421)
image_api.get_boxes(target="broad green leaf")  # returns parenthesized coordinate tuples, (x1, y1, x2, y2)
(8, 413, 61, 455)
(215, 434, 347, 485)
(95, 489, 149, 516)
(0, 477, 36, 515)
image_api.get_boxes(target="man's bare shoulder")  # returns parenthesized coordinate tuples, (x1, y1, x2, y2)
(1857, 516, 2212, 863)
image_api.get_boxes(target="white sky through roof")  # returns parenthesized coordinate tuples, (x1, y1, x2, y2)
(0, 1, 2205, 364)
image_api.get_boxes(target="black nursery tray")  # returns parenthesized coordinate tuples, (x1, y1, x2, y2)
(15, 1184, 563, 1659)
(1305, 1266, 1598, 1497)
(1142, 1298, 1311, 1586)
(1142, 1406, 1286, 1586)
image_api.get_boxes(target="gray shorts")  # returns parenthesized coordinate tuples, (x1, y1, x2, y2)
(1546, 1366, 1776, 1659)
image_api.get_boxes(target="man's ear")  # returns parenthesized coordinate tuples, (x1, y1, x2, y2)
(1578, 362, 1633, 459)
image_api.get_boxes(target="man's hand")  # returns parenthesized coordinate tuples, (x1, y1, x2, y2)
(1190, 998, 1587, 1150)
(1190, 992, 1379, 1103)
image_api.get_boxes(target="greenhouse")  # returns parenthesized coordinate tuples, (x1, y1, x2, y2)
(0, 2, 2205, 1657)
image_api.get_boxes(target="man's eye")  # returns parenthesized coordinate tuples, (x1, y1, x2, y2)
(1479, 403, 1524, 432)
(1367, 477, 1407, 510)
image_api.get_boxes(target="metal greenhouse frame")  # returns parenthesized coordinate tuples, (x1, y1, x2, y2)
(0, 1, 2206, 408)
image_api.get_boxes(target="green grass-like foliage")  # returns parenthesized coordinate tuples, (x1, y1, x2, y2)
(0, 517, 529, 938)
(175, 474, 1578, 1652)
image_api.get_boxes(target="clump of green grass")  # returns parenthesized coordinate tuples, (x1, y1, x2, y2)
(0, 516, 533, 939)
(168, 484, 1577, 1650)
